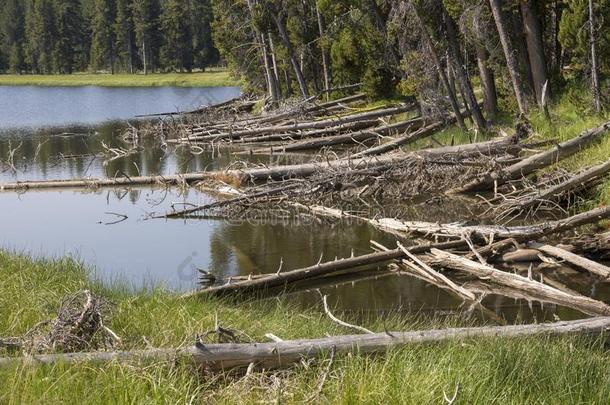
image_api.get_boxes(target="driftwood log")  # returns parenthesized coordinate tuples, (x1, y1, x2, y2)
(1, 317, 608, 371)
(449, 120, 610, 193)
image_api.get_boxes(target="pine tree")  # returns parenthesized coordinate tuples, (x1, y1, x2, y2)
(159, 0, 192, 72)
(115, 0, 136, 73)
(90, 0, 116, 72)
(54, 0, 84, 73)
(132, 0, 161, 73)
(191, 0, 219, 71)
(25, 0, 57, 73)
(0, 0, 26, 73)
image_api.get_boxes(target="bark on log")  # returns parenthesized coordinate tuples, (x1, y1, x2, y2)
(181, 104, 416, 142)
(1, 317, 608, 370)
(0, 138, 521, 191)
(449, 120, 610, 193)
(427, 249, 610, 316)
(370, 205, 610, 242)
(528, 242, 610, 279)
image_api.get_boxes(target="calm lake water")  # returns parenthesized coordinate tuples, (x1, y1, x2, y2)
(0, 85, 241, 131)
(0, 85, 607, 322)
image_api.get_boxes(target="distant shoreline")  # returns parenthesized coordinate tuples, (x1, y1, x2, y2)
(0, 70, 241, 88)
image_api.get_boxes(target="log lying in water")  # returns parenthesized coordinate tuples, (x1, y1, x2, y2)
(527, 242, 610, 279)
(370, 205, 610, 242)
(449, 120, 610, 194)
(191, 239, 470, 298)
(426, 249, 610, 316)
(0, 172, 215, 192)
(232, 137, 521, 183)
(2, 317, 608, 371)
(181, 104, 416, 142)
(253, 116, 424, 153)
(0, 137, 521, 192)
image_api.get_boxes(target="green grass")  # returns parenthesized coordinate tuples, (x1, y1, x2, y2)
(1, 251, 610, 403)
(0, 70, 241, 88)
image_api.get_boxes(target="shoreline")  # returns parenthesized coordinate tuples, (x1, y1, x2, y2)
(0, 71, 241, 88)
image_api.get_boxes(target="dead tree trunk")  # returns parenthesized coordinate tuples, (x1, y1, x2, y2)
(588, 0, 602, 113)
(427, 250, 610, 316)
(442, 7, 486, 131)
(450, 120, 610, 193)
(316, 6, 331, 95)
(488, 0, 528, 114)
(476, 45, 498, 123)
(409, 0, 466, 129)
(2, 318, 609, 371)
(521, 0, 550, 107)
(274, 12, 309, 99)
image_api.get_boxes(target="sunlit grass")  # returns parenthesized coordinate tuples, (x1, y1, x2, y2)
(2, 251, 610, 403)
(0, 70, 240, 88)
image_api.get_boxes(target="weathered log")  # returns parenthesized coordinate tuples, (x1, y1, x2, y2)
(1, 318, 608, 370)
(232, 137, 521, 183)
(181, 104, 416, 142)
(528, 242, 610, 279)
(0, 172, 214, 191)
(351, 120, 447, 158)
(449, 120, 610, 193)
(191, 239, 471, 298)
(427, 249, 610, 316)
(370, 205, 610, 242)
(266, 117, 424, 152)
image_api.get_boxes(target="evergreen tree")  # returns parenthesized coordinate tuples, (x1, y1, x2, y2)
(25, 0, 57, 73)
(132, 0, 161, 73)
(0, 0, 26, 73)
(54, 0, 84, 73)
(90, 0, 116, 72)
(191, 0, 219, 70)
(114, 0, 136, 73)
(159, 0, 193, 71)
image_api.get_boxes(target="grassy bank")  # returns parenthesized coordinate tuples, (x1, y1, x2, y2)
(1, 251, 610, 403)
(0, 70, 240, 88)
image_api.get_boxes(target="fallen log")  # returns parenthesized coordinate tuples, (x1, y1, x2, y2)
(351, 120, 447, 158)
(1, 317, 608, 370)
(181, 104, 416, 142)
(232, 137, 521, 183)
(0, 172, 215, 191)
(427, 249, 610, 316)
(191, 239, 471, 298)
(528, 242, 610, 279)
(490, 160, 610, 220)
(249, 117, 424, 153)
(449, 120, 610, 194)
(0, 138, 521, 191)
(369, 205, 610, 242)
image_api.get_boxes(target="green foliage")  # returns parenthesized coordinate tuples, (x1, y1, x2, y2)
(159, 0, 192, 72)
(559, 0, 610, 75)
(90, 0, 115, 72)
(362, 66, 396, 99)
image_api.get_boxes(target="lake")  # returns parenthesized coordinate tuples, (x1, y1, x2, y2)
(1, 84, 604, 322)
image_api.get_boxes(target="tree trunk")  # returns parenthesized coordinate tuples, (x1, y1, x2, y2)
(267, 34, 282, 100)
(443, 8, 486, 131)
(260, 34, 280, 102)
(476, 45, 498, 122)
(409, 0, 466, 129)
(488, 0, 528, 114)
(589, 0, 601, 113)
(3, 318, 609, 371)
(274, 13, 309, 98)
(521, 0, 550, 107)
(316, 6, 331, 96)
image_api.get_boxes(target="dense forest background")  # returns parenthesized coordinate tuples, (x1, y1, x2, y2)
(0, 0, 219, 74)
(0, 0, 608, 118)
(212, 0, 609, 121)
